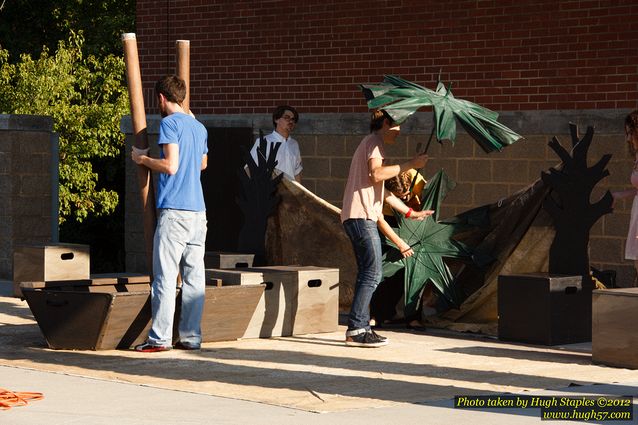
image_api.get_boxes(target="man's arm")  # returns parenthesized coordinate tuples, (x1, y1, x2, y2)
(368, 154, 428, 184)
(294, 172, 302, 183)
(132, 143, 179, 175)
(376, 214, 413, 258)
(384, 192, 434, 220)
(201, 154, 208, 171)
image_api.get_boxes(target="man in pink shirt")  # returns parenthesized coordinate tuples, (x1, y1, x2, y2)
(341, 109, 433, 347)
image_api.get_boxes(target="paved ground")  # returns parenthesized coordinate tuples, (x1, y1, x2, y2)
(3, 365, 637, 425)
(0, 284, 638, 425)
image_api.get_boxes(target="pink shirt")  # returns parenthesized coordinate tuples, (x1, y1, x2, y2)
(341, 133, 385, 222)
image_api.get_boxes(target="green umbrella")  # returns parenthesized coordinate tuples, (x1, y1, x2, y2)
(360, 75, 523, 153)
(382, 170, 491, 316)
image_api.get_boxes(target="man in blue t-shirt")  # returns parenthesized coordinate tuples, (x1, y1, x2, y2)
(131, 75, 208, 352)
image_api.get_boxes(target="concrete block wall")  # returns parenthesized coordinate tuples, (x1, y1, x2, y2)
(0, 115, 58, 280)
(123, 109, 636, 286)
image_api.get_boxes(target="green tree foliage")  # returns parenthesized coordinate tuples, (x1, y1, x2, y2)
(0, 0, 135, 58)
(0, 32, 130, 223)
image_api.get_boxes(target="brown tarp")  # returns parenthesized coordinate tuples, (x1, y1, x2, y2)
(265, 177, 553, 334)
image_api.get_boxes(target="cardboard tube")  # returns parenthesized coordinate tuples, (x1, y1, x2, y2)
(175, 40, 190, 114)
(122, 33, 156, 274)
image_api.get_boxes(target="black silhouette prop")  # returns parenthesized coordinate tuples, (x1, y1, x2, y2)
(237, 130, 283, 265)
(541, 123, 613, 283)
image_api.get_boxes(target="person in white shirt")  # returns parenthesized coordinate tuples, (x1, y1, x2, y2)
(249, 105, 302, 182)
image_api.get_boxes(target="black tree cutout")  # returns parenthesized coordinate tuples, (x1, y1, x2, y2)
(236, 130, 283, 265)
(541, 123, 613, 283)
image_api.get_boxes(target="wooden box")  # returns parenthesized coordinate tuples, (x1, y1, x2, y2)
(19, 273, 151, 293)
(13, 244, 90, 297)
(205, 268, 265, 286)
(250, 266, 339, 335)
(498, 273, 591, 345)
(204, 251, 254, 269)
(22, 285, 153, 350)
(23, 276, 265, 349)
(205, 268, 290, 338)
(200, 284, 266, 342)
(592, 288, 638, 369)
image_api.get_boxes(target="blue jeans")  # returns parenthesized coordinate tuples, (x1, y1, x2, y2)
(148, 209, 207, 347)
(343, 219, 383, 331)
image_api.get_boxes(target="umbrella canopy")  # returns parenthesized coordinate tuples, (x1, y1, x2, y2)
(382, 169, 491, 316)
(360, 75, 523, 153)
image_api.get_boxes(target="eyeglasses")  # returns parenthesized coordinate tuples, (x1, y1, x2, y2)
(281, 115, 297, 122)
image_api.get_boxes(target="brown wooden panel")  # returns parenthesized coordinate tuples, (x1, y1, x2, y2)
(498, 273, 591, 345)
(592, 288, 638, 369)
(201, 285, 265, 342)
(204, 251, 254, 269)
(13, 244, 91, 297)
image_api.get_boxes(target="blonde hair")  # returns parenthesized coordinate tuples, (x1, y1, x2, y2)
(385, 171, 412, 195)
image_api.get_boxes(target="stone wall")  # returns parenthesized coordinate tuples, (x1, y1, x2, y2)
(123, 109, 635, 285)
(0, 115, 58, 280)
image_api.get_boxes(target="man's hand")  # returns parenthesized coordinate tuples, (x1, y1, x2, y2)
(409, 153, 428, 169)
(397, 240, 414, 258)
(131, 146, 149, 165)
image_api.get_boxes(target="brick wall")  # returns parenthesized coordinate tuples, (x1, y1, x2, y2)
(135, 0, 638, 114)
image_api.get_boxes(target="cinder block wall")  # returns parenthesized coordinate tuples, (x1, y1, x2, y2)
(0, 115, 58, 280)
(123, 109, 635, 286)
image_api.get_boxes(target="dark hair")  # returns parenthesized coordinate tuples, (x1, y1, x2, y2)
(273, 105, 299, 126)
(370, 109, 394, 132)
(626, 110, 638, 156)
(155, 75, 186, 104)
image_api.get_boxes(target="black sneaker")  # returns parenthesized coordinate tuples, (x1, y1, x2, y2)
(370, 329, 388, 342)
(174, 341, 201, 350)
(134, 342, 171, 352)
(345, 329, 388, 347)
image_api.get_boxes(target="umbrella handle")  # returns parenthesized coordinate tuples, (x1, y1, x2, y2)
(422, 126, 436, 154)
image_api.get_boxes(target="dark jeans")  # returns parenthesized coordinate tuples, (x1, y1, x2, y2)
(343, 218, 383, 331)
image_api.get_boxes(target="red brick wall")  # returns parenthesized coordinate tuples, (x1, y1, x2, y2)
(135, 0, 638, 114)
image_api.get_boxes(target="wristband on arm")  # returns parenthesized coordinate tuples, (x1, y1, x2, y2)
(405, 208, 413, 218)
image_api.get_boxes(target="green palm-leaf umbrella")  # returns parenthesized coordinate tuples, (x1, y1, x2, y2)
(360, 75, 523, 153)
(382, 170, 491, 316)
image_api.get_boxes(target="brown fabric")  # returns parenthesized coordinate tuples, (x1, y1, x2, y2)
(426, 178, 553, 333)
(265, 177, 553, 331)
(265, 179, 357, 308)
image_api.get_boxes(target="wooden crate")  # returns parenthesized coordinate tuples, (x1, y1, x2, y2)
(250, 266, 339, 335)
(13, 244, 90, 297)
(23, 277, 265, 349)
(204, 251, 254, 269)
(205, 268, 289, 338)
(22, 286, 153, 350)
(19, 273, 151, 293)
(498, 273, 591, 345)
(592, 288, 638, 369)
(200, 284, 266, 342)
(206, 268, 265, 286)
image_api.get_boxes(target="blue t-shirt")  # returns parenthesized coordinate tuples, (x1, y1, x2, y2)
(156, 112, 208, 212)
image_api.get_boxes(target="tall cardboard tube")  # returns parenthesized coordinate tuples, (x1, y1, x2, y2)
(122, 33, 156, 274)
(175, 40, 190, 114)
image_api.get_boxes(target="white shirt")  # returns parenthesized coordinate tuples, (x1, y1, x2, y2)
(249, 130, 302, 180)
